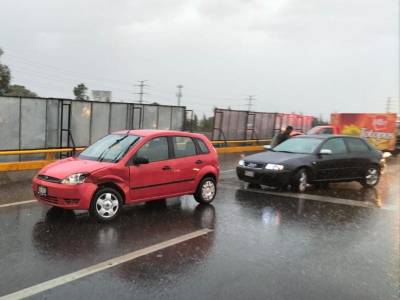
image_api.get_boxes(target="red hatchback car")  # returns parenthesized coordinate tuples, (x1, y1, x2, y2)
(32, 130, 219, 221)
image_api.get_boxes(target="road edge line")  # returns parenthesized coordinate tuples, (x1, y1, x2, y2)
(240, 188, 379, 209)
(0, 200, 37, 209)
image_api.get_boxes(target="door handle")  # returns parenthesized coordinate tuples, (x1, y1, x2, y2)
(162, 166, 171, 170)
(195, 160, 203, 165)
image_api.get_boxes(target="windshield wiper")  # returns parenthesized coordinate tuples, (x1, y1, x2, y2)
(111, 137, 139, 163)
(274, 150, 295, 153)
(97, 135, 130, 162)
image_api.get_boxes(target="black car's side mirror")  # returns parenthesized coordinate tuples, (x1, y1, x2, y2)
(132, 157, 149, 165)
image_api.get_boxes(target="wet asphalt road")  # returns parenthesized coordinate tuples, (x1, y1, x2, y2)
(0, 154, 399, 300)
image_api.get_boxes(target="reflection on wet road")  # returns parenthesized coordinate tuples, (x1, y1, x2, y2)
(0, 154, 398, 299)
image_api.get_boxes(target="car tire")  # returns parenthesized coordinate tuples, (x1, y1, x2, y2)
(90, 187, 123, 222)
(194, 177, 217, 204)
(292, 168, 309, 193)
(360, 166, 380, 188)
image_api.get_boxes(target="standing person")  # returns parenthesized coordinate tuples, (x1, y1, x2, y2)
(271, 126, 293, 148)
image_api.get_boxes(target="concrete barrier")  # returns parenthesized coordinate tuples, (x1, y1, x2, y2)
(0, 141, 268, 173)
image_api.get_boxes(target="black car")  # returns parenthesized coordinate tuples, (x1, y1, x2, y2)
(236, 135, 384, 192)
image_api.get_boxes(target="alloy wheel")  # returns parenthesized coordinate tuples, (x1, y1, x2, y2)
(298, 171, 308, 192)
(95, 192, 119, 219)
(201, 180, 216, 201)
(365, 168, 379, 186)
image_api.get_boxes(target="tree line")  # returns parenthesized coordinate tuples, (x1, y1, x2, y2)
(0, 48, 37, 97)
(0, 47, 91, 100)
(185, 114, 214, 132)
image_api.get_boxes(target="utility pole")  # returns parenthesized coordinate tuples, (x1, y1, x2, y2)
(385, 97, 400, 121)
(246, 95, 255, 111)
(135, 80, 148, 104)
(386, 97, 392, 113)
(176, 85, 183, 106)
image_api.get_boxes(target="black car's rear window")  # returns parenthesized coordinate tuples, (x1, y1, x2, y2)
(346, 138, 370, 153)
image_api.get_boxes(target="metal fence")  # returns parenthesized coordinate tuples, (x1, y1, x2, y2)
(274, 113, 314, 133)
(0, 96, 186, 155)
(212, 108, 314, 141)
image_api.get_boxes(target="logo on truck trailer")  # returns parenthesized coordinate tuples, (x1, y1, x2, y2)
(360, 128, 394, 140)
(372, 117, 388, 130)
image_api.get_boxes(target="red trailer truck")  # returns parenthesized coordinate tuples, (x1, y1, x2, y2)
(308, 113, 398, 152)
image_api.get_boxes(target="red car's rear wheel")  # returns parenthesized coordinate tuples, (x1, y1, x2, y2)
(194, 177, 217, 204)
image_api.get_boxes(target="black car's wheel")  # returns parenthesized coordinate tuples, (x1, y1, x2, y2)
(292, 168, 309, 193)
(194, 177, 217, 204)
(90, 187, 122, 222)
(360, 166, 380, 188)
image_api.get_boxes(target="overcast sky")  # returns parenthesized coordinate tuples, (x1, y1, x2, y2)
(1, 0, 398, 119)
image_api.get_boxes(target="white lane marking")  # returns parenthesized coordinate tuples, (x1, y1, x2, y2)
(266, 191, 378, 208)
(380, 204, 398, 211)
(241, 188, 382, 209)
(0, 200, 36, 209)
(220, 169, 235, 174)
(220, 179, 398, 211)
(0, 228, 213, 300)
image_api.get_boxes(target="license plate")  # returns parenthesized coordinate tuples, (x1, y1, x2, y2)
(244, 170, 255, 177)
(38, 186, 47, 196)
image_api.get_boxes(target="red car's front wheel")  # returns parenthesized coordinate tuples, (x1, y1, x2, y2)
(90, 187, 122, 222)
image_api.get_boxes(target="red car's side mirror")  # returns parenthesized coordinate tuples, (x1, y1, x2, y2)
(131, 157, 149, 165)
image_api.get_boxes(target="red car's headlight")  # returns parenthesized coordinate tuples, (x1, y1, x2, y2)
(61, 173, 90, 185)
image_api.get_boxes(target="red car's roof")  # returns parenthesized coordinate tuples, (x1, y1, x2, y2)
(112, 129, 206, 139)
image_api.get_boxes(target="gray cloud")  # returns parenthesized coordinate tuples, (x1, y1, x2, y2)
(1, 0, 398, 118)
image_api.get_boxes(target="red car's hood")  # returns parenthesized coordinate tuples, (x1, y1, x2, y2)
(39, 157, 111, 179)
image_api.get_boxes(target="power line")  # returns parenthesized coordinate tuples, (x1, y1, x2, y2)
(10, 65, 136, 98)
(9, 63, 135, 92)
(386, 97, 391, 112)
(5, 53, 250, 105)
(5, 52, 133, 86)
(4, 50, 275, 111)
(6, 51, 245, 100)
(246, 95, 256, 111)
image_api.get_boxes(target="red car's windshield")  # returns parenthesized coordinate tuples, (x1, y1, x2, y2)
(79, 134, 141, 162)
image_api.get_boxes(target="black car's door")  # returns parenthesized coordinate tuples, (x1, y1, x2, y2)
(313, 138, 350, 181)
(344, 137, 373, 178)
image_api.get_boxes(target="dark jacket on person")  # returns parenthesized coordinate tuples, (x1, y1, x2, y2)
(271, 132, 290, 148)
